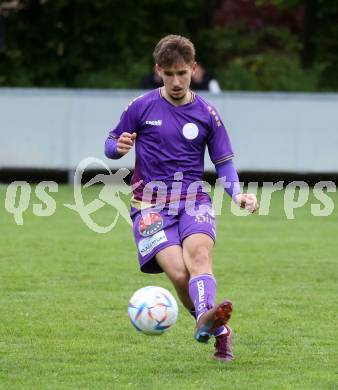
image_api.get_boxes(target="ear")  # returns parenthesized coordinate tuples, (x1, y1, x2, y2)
(191, 61, 197, 75)
(155, 64, 162, 77)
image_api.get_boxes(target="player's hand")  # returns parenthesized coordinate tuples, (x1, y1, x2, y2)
(234, 193, 259, 213)
(117, 132, 137, 155)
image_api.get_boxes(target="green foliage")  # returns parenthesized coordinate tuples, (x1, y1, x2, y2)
(0, 0, 337, 91)
(75, 60, 150, 89)
(316, 0, 338, 90)
(218, 53, 323, 92)
(256, 54, 322, 91)
(256, 0, 302, 10)
(217, 61, 259, 91)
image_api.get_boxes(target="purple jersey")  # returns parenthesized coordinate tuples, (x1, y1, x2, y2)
(107, 88, 234, 201)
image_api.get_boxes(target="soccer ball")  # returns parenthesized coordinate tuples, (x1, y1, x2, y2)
(128, 286, 178, 335)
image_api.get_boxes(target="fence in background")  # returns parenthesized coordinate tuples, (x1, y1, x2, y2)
(1, 88, 337, 174)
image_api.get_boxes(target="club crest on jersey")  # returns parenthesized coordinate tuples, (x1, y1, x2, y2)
(138, 212, 164, 237)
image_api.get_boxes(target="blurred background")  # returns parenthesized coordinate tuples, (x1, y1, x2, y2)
(0, 0, 337, 183)
(1, 0, 338, 91)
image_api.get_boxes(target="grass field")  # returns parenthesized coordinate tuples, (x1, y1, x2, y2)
(0, 184, 337, 389)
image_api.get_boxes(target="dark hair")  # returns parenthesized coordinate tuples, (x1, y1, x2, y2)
(153, 35, 195, 67)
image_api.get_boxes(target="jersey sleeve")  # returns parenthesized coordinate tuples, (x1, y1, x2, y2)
(215, 159, 241, 199)
(206, 106, 234, 166)
(107, 96, 141, 141)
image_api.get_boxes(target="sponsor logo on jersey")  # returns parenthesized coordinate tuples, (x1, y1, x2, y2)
(138, 212, 164, 237)
(138, 230, 167, 257)
(145, 120, 162, 126)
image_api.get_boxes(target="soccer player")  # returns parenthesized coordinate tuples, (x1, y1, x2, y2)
(105, 35, 259, 362)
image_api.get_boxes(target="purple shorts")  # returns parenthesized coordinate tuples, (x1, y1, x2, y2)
(130, 199, 216, 274)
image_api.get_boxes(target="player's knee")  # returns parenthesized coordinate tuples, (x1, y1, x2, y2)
(189, 246, 211, 272)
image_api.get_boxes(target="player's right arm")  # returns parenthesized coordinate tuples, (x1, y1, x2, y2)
(115, 132, 137, 155)
(105, 96, 141, 159)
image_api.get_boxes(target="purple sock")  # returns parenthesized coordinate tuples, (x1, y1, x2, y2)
(188, 273, 216, 320)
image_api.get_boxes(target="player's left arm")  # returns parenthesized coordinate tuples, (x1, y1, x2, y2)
(216, 160, 259, 213)
(206, 106, 259, 213)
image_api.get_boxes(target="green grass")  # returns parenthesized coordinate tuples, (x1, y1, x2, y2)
(0, 184, 337, 389)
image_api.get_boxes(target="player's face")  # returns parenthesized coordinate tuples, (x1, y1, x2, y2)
(156, 61, 196, 101)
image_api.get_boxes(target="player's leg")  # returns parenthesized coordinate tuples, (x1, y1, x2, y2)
(130, 206, 194, 315)
(178, 202, 233, 359)
(155, 245, 194, 313)
(182, 233, 233, 345)
(183, 233, 231, 326)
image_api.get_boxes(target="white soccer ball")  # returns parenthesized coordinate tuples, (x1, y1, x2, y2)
(128, 286, 178, 335)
